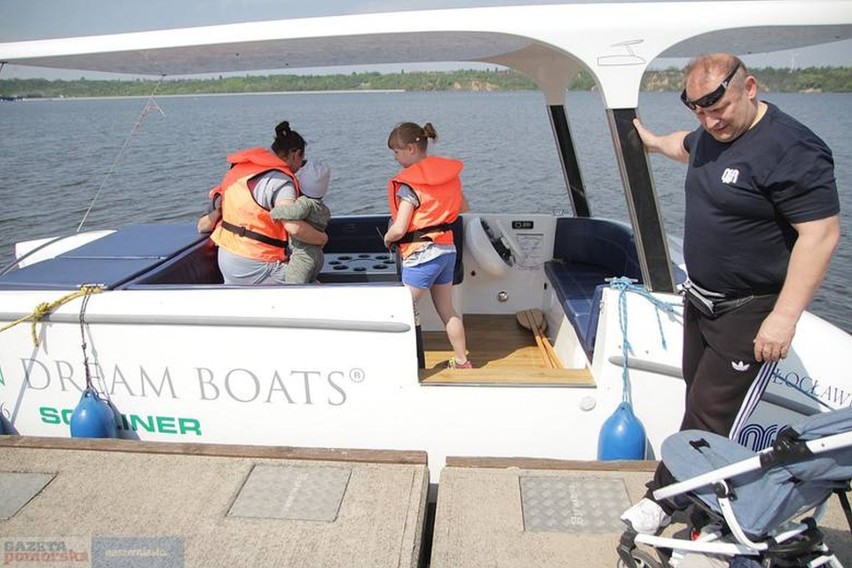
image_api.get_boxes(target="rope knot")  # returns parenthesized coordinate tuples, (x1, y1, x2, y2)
(0, 285, 103, 347)
(31, 302, 52, 318)
(608, 276, 683, 404)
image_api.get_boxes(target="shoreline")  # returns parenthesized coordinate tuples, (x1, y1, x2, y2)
(2, 89, 407, 102)
(3, 89, 849, 102)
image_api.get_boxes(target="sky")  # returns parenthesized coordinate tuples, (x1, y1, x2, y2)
(1, 0, 850, 79)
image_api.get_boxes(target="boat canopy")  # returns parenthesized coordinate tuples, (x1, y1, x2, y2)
(0, 1, 849, 108)
(2, 1, 849, 292)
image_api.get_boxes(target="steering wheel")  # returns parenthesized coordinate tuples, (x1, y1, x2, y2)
(464, 217, 513, 277)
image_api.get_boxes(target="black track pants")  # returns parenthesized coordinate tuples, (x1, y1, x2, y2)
(646, 295, 778, 508)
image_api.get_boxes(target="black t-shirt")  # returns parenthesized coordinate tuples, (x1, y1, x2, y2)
(683, 102, 839, 296)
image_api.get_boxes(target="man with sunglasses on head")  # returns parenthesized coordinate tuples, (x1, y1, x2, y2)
(621, 53, 840, 535)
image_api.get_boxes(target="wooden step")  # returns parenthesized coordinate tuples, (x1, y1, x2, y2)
(419, 366, 594, 386)
(420, 314, 594, 386)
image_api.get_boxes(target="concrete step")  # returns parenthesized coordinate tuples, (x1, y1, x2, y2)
(0, 437, 429, 568)
(430, 457, 852, 568)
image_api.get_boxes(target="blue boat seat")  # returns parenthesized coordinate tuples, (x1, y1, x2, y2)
(0, 218, 467, 290)
(546, 218, 644, 358)
(544, 262, 609, 358)
(124, 236, 222, 287)
(0, 224, 207, 290)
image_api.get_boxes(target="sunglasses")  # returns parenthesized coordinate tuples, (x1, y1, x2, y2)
(680, 62, 741, 110)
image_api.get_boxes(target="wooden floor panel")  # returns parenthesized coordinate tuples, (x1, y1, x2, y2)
(419, 314, 594, 386)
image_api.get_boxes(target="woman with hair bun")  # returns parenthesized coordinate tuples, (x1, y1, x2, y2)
(199, 120, 328, 285)
(383, 121, 472, 369)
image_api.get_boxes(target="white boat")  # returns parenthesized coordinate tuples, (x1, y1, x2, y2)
(0, 1, 850, 481)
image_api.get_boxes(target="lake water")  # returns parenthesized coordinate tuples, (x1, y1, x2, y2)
(1, 90, 849, 332)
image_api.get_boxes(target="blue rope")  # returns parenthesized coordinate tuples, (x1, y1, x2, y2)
(609, 278, 836, 416)
(608, 277, 683, 404)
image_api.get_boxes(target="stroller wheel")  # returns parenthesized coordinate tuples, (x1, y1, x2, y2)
(616, 548, 665, 568)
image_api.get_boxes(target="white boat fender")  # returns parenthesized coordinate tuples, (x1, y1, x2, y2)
(464, 217, 513, 277)
(70, 387, 117, 439)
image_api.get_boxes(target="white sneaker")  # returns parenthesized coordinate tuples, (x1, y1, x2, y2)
(620, 498, 671, 535)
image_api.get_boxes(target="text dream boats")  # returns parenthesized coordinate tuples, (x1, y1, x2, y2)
(0, 1, 850, 478)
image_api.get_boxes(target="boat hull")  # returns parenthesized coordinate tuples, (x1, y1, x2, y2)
(0, 217, 849, 481)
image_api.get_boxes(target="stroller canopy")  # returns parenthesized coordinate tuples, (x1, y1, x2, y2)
(661, 407, 852, 537)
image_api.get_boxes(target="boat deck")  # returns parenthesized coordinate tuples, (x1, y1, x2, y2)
(420, 314, 594, 386)
(2, 438, 849, 567)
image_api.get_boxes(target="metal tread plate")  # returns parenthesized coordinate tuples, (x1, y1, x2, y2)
(0, 471, 56, 520)
(520, 475, 631, 533)
(228, 465, 351, 522)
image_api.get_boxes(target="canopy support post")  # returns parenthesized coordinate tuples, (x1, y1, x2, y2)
(607, 108, 676, 293)
(548, 104, 590, 217)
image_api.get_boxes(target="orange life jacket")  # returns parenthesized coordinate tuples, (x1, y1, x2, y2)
(388, 156, 464, 259)
(211, 147, 301, 262)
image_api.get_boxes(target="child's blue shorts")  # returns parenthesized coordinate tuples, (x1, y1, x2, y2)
(402, 252, 456, 290)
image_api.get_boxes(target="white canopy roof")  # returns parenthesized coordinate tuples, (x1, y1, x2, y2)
(1, 1, 850, 107)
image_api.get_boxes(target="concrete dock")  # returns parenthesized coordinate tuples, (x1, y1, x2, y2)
(430, 457, 852, 568)
(0, 437, 428, 567)
(1, 439, 850, 567)
(430, 458, 657, 567)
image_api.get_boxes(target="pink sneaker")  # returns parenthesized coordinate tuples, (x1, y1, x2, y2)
(446, 357, 473, 369)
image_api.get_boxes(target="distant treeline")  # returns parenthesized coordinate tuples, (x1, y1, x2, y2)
(2, 67, 851, 99)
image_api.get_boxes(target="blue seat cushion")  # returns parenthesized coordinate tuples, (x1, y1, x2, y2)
(552, 217, 642, 279)
(546, 218, 647, 359)
(0, 224, 205, 290)
(545, 260, 609, 358)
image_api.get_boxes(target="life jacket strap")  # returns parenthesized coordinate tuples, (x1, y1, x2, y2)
(221, 220, 288, 249)
(398, 222, 454, 244)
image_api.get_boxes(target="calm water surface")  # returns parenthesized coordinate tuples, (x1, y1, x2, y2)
(0, 91, 849, 331)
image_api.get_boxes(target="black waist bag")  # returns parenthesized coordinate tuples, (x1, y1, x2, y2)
(684, 281, 761, 319)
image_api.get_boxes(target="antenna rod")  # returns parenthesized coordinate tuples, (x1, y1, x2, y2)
(76, 76, 166, 232)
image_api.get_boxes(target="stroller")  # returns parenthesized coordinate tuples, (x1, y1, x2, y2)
(618, 406, 852, 568)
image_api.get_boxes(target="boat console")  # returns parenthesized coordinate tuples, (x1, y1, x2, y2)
(319, 215, 464, 285)
(320, 252, 399, 283)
